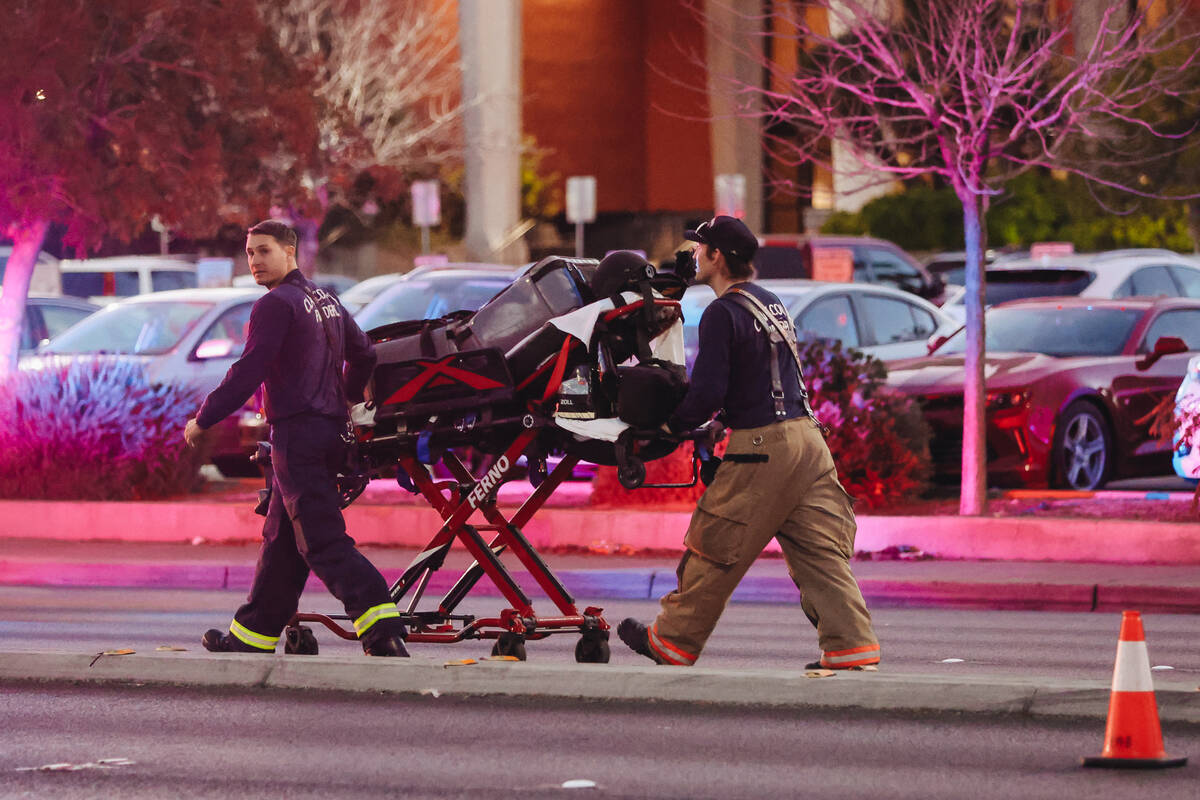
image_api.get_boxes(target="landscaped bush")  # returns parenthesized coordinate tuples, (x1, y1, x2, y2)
(591, 340, 932, 510)
(0, 358, 207, 500)
(821, 171, 1196, 252)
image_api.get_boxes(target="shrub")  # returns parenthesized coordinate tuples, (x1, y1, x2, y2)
(804, 339, 932, 509)
(821, 171, 1196, 253)
(0, 357, 207, 500)
(591, 340, 932, 510)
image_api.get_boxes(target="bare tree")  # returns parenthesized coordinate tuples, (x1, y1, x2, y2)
(693, 0, 1200, 514)
(261, 0, 464, 263)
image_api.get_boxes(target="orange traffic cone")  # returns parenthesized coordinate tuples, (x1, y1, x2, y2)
(1082, 610, 1186, 769)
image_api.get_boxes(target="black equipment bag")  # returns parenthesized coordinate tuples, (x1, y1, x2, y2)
(367, 257, 598, 421)
(370, 311, 515, 418)
(616, 359, 688, 429)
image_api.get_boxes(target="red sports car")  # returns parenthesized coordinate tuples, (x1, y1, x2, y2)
(885, 297, 1200, 490)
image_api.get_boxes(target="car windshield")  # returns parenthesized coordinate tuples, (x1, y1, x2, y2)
(355, 276, 513, 330)
(945, 268, 1095, 307)
(928, 261, 966, 286)
(937, 306, 1141, 357)
(44, 300, 213, 355)
(338, 275, 400, 313)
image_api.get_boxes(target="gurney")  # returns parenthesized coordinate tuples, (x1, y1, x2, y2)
(282, 254, 717, 662)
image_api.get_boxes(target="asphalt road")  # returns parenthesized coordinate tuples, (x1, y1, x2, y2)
(3, 683, 1198, 799)
(1, 586, 1198, 683)
(4, 587, 1199, 798)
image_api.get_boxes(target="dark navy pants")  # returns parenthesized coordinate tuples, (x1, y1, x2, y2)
(232, 414, 404, 648)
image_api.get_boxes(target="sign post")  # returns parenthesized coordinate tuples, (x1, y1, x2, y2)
(411, 180, 441, 254)
(714, 173, 746, 219)
(566, 176, 597, 258)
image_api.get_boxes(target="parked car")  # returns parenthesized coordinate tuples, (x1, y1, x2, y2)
(922, 248, 1027, 287)
(680, 280, 958, 368)
(58, 255, 199, 304)
(22, 287, 267, 476)
(311, 273, 358, 297)
(338, 263, 522, 316)
(15, 294, 99, 353)
(337, 273, 407, 315)
(886, 296, 1200, 490)
(753, 234, 945, 302)
(1171, 355, 1200, 484)
(940, 249, 1200, 322)
(354, 266, 522, 332)
(233, 271, 358, 297)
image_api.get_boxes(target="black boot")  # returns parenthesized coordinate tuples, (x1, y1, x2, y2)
(804, 658, 880, 671)
(363, 633, 410, 657)
(201, 629, 273, 654)
(617, 618, 661, 664)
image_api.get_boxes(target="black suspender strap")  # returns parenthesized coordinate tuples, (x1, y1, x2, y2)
(725, 287, 817, 423)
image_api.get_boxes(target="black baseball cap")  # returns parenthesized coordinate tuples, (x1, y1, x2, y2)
(684, 215, 758, 261)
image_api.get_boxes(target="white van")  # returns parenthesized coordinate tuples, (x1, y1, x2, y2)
(0, 245, 61, 295)
(58, 255, 198, 304)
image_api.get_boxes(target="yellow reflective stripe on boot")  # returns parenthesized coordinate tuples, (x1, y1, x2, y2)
(229, 620, 279, 651)
(353, 603, 401, 637)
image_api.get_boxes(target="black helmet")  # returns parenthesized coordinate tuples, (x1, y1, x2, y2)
(592, 250, 655, 298)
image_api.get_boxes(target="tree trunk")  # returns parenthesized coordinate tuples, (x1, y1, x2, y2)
(1187, 200, 1200, 253)
(958, 193, 987, 515)
(0, 219, 51, 377)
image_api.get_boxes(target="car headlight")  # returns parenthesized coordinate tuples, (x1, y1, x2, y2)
(986, 389, 1029, 411)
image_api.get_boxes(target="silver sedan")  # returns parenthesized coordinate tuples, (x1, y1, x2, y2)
(680, 279, 959, 367)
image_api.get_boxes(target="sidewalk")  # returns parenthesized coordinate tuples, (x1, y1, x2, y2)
(4, 537, 1200, 613)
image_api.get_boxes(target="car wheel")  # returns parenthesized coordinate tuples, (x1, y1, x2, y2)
(1052, 401, 1111, 491)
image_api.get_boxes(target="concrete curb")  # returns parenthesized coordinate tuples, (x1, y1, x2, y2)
(6, 559, 1200, 613)
(2, 650, 1198, 723)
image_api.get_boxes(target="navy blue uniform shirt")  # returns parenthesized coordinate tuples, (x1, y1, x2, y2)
(668, 281, 807, 432)
(196, 270, 376, 429)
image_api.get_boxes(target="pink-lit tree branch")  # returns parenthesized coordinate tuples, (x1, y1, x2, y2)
(691, 0, 1200, 514)
(0, 1, 323, 376)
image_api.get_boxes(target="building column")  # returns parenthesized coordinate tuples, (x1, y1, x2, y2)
(457, 0, 526, 263)
(705, 0, 763, 233)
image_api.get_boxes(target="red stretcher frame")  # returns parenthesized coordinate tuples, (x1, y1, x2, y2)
(289, 426, 610, 660)
(288, 296, 687, 661)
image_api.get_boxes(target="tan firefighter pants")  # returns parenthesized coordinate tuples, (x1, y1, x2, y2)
(646, 416, 880, 668)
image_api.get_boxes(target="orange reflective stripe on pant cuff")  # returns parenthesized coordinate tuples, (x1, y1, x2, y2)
(822, 644, 880, 667)
(648, 625, 697, 666)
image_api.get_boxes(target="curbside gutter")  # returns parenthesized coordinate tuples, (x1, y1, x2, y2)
(2, 650, 1198, 724)
(5, 559, 1200, 613)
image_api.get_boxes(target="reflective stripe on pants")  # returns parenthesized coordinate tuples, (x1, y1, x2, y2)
(230, 619, 280, 651)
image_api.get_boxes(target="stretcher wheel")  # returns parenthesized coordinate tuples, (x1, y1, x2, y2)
(491, 632, 527, 661)
(617, 458, 646, 490)
(575, 633, 610, 664)
(284, 625, 319, 655)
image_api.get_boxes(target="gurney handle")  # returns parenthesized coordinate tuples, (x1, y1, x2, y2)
(616, 422, 724, 490)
